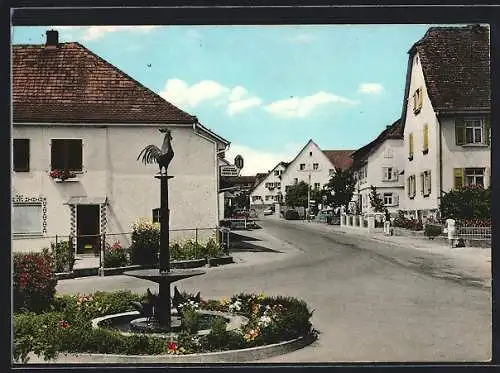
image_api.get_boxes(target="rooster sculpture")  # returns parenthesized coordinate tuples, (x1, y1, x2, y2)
(137, 128, 174, 174)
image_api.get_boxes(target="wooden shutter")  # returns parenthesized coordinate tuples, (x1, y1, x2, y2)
(409, 133, 414, 157)
(394, 194, 399, 206)
(453, 168, 464, 190)
(455, 119, 465, 145)
(423, 124, 429, 151)
(407, 177, 411, 197)
(418, 87, 423, 109)
(392, 168, 398, 181)
(484, 167, 490, 189)
(420, 172, 425, 194)
(50, 139, 65, 170)
(427, 171, 431, 194)
(484, 118, 491, 145)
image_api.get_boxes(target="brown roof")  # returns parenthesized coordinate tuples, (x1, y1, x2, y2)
(411, 24, 490, 112)
(12, 41, 196, 124)
(322, 150, 355, 171)
(351, 119, 403, 164)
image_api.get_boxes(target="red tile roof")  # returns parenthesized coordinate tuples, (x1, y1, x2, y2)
(322, 150, 355, 171)
(12, 42, 196, 123)
(411, 24, 490, 112)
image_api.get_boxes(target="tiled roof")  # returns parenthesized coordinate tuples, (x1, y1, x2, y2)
(322, 150, 355, 171)
(351, 119, 403, 164)
(411, 24, 490, 112)
(12, 42, 196, 123)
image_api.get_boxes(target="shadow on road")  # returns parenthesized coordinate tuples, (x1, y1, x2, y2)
(228, 232, 282, 253)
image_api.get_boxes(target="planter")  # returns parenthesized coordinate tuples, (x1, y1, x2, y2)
(208, 256, 234, 267)
(170, 258, 207, 269)
(101, 265, 142, 276)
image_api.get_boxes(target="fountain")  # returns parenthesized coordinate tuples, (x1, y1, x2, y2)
(123, 127, 205, 332)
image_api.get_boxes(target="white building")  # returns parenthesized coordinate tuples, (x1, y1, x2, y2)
(280, 140, 353, 196)
(400, 24, 491, 220)
(12, 30, 230, 253)
(350, 119, 405, 216)
(249, 162, 289, 210)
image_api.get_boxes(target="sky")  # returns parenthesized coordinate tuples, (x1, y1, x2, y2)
(12, 24, 454, 176)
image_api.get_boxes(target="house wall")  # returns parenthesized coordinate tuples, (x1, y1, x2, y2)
(440, 116, 491, 192)
(355, 138, 405, 215)
(280, 141, 335, 193)
(402, 52, 441, 215)
(12, 124, 220, 252)
(250, 164, 287, 208)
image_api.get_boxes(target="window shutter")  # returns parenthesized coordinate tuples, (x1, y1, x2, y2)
(484, 167, 490, 189)
(420, 172, 425, 194)
(392, 168, 398, 181)
(455, 119, 465, 145)
(418, 87, 423, 109)
(453, 168, 464, 190)
(407, 177, 411, 197)
(394, 195, 399, 206)
(484, 118, 491, 145)
(409, 133, 414, 157)
(382, 167, 387, 181)
(423, 124, 429, 151)
(427, 171, 432, 194)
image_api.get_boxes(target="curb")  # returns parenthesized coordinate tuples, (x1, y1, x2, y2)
(24, 334, 316, 364)
(208, 256, 234, 267)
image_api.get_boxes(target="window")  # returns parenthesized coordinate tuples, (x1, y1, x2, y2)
(294, 178, 298, 184)
(359, 165, 368, 183)
(252, 196, 262, 202)
(309, 151, 313, 156)
(423, 124, 429, 154)
(275, 182, 281, 188)
(299, 163, 306, 171)
(383, 167, 398, 182)
(313, 163, 319, 170)
(465, 168, 485, 187)
(13, 139, 30, 172)
(384, 148, 394, 158)
(274, 170, 280, 176)
(329, 169, 335, 177)
(413, 87, 423, 114)
(423, 170, 431, 196)
(455, 118, 490, 146)
(265, 196, 270, 201)
(408, 133, 414, 160)
(51, 139, 83, 171)
(407, 175, 416, 198)
(383, 193, 393, 206)
(152, 208, 160, 223)
(13, 201, 43, 235)
(314, 183, 321, 190)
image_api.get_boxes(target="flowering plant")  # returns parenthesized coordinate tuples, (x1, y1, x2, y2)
(104, 241, 128, 268)
(49, 169, 76, 181)
(130, 218, 160, 266)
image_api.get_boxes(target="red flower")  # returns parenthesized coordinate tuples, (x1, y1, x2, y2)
(59, 320, 70, 329)
(167, 342, 177, 351)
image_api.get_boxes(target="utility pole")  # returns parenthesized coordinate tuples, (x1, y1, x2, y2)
(307, 151, 312, 221)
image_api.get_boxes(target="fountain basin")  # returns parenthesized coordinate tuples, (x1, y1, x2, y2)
(92, 310, 248, 337)
(123, 268, 206, 284)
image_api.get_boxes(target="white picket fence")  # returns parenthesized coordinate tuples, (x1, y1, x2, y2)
(456, 226, 491, 241)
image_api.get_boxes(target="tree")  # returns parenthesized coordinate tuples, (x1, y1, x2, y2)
(321, 167, 356, 210)
(368, 185, 385, 212)
(285, 181, 309, 208)
(233, 191, 250, 210)
(440, 185, 491, 221)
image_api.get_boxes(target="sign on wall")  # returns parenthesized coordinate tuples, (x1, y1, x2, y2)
(234, 155, 244, 170)
(220, 165, 239, 177)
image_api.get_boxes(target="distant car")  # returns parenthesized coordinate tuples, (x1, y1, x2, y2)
(263, 207, 274, 216)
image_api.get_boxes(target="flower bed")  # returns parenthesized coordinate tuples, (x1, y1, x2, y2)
(13, 291, 317, 362)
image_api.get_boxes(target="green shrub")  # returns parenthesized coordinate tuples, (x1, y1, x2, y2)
(203, 317, 230, 350)
(180, 308, 200, 335)
(45, 240, 74, 273)
(13, 252, 57, 313)
(284, 209, 300, 220)
(440, 185, 491, 221)
(104, 241, 128, 268)
(204, 238, 225, 258)
(424, 224, 443, 239)
(130, 218, 160, 266)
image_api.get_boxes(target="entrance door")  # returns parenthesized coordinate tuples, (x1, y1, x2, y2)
(76, 204, 100, 255)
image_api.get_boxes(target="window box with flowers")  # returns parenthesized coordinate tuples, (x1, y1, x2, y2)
(49, 169, 78, 182)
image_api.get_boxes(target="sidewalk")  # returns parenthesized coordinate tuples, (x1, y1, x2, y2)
(285, 220, 491, 289)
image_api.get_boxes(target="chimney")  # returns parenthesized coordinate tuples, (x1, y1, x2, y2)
(45, 30, 59, 48)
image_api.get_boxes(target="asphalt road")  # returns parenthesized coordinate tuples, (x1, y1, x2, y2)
(56, 218, 491, 363)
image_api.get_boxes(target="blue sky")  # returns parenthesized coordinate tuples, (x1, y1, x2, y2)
(12, 25, 451, 175)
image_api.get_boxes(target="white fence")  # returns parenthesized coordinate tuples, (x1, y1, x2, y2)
(456, 226, 491, 241)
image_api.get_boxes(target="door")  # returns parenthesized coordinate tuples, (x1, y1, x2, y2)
(76, 204, 100, 255)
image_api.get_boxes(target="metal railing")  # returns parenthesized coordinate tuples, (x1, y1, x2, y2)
(456, 226, 491, 241)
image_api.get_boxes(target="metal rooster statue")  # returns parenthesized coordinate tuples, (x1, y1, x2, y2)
(137, 128, 174, 174)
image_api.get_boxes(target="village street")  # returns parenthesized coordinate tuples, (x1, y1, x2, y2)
(56, 219, 491, 363)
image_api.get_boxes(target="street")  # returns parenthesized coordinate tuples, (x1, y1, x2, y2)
(56, 219, 491, 362)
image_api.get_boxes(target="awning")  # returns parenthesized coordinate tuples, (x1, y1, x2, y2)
(64, 196, 107, 205)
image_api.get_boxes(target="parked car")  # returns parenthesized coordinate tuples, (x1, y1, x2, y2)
(263, 207, 274, 216)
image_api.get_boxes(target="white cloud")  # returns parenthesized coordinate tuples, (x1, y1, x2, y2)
(265, 91, 358, 118)
(287, 33, 316, 44)
(225, 143, 303, 177)
(53, 25, 158, 41)
(358, 83, 384, 95)
(159, 79, 262, 115)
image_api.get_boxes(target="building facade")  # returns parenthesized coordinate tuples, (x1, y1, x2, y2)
(400, 24, 491, 220)
(249, 162, 289, 209)
(350, 120, 405, 216)
(12, 31, 230, 253)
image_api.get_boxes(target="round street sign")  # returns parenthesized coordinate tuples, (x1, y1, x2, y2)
(234, 155, 244, 169)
